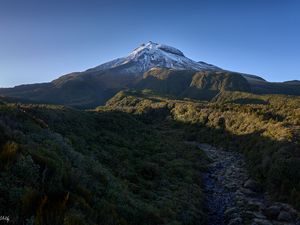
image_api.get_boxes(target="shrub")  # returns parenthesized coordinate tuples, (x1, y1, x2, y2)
(0, 141, 19, 166)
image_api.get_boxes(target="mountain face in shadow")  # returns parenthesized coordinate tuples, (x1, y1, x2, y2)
(243, 75, 300, 96)
(0, 41, 299, 108)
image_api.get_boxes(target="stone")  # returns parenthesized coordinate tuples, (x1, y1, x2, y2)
(277, 211, 293, 222)
(272, 221, 294, 225)
(225, 183, 238, 191)
(236, 200, 245, 207)
(252, 218, 273, 225)
(198, 143, 299, 225)
(224, 207, 238, 217)
(253, 212, 267, 219)
(228, 217, 243, 225)
(264, 205, 281, 219)
(245, 210, 267, 220)
(226, 213, 241, 222)
(240, 187, 256, 197)
(244, 211, 256, 220)
(247, 200, 265, 211)
(275, 203, 299, 219)
(244, 179, 261, 192)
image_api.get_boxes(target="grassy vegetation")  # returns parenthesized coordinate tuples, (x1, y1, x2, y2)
(1, 89, 299, 224)
(136, 69, 251, 101)
(0, 101, 208, 225)
(105, 90, 300, 209)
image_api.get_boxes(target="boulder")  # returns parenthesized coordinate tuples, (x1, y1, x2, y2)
(272, 221, 294, 225)
(275, 203, 299, 219)
(224, 207, 238, 217)
(252, 218, 273, 225)
(264, 205, 281, 219)
(277, 211, 292, 222)
(228, 217, 243, 225)
(240, 187, 256, 197)
(247, 200, 265, 211)
(244, 179, 262, 192)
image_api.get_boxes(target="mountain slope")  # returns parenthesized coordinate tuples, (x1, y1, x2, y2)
(0, 41, 299, 107)
(246, 78, 300, 95)
(104, 90, 300, 211)
(0, 101, 208, 224)
(135, 68, 251, 100)
(89, 41, 221, 74)
(0, 42, 223, 107)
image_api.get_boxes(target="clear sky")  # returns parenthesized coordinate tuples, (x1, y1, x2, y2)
(0, 0, 299, 87)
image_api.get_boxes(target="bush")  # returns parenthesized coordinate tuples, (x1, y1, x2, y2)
(0, 141, 19, 166)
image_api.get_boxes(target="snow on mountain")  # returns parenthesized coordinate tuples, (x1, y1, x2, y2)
(88, 41, 221, 74)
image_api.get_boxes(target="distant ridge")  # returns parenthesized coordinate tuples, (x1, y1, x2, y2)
(0, 41, 299, 107)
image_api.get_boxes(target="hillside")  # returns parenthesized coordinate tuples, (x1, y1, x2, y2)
(105, 90, 300, 210)
(0, 42, 299, 108)
(136, 69, 251, 100)
(0, 101, 208, 225)
(245, 77, 300, 96)
(1, 89, 300, 224)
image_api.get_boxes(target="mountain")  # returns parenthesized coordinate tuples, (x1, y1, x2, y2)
(0, 41, 299, 107)
(88, 41, 221, 74)
(136, 68, 251, 100)
(243, 75, 300, 96)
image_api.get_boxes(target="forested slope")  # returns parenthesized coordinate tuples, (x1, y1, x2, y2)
(0, 101, 207, 225)
(105, 90, 300, 209)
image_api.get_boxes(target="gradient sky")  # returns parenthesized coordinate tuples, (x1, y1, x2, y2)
(0, 0, 299, 87)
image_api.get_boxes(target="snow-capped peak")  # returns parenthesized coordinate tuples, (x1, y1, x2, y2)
(131, 41, 185, 57)
(89, 41, 220, 74)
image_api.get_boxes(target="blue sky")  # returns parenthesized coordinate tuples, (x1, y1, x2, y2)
(0, 0, 299, 87)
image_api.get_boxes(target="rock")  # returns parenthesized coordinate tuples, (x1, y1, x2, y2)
(226, 213, 241, 222)
(245, 210, 267, 220)
(244, 179, 259, 191)
(235, 194, 246, 202)
(253, 212, 267, 219)
(244, 179, 262, 192)
(247, 200, 265, 211)
(198, 143, 299, 225)
(277, 211, 293, 222)
(264, 205, 281, 219)
(244, 211, 256, 220)
(252, 218, 273, 225)
(275, 203, 299, 219)
(272, 221, 294, 225)
(240, 187, 256, 197)
(228, 217, 243, 225)
(224, 207, 238, 217)
(236, 200, 245, 207)
(225, 183, 238, 191)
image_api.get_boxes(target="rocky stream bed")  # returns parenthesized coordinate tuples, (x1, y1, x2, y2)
(192, 143, 300, 225)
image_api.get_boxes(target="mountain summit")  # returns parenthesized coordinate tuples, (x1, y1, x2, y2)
(0, 42, 299, 108)
(88, 41, 220, 74)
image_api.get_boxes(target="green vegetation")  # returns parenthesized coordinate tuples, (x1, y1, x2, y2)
(105, 90, 300, 209)
(0, 101, 207, 225)
(136, 69, 251, 101)
(1, 67, 299, 108)
(1, 89, 299, 224)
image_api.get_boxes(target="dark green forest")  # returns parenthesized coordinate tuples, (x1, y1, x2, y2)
(104, 90, 300, 209)
(0, 89, 299, 224)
